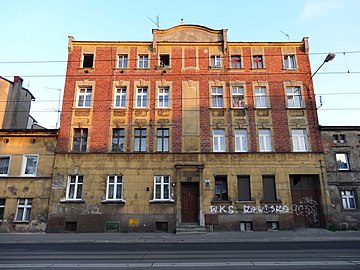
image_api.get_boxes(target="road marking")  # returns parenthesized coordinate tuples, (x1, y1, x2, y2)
(0, 261, 359, 268)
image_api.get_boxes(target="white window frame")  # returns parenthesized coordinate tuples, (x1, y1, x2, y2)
(118, 54, 128, 68)
(341, 190, 356, 209)
(213, 129, 226, 152)
(291, 129, 308, 152)
(255, 87, 268, 108)
(153, 176, 171, 201)
(21, 155, 38, 176)
(136, 87, 148, 108)
(235, 129, 248, 152)
(77, 87, 92, 108)
(114, 87, 127, 108)
(66, 175, 84, 201)
(286, 87, 302, 108)
(158, 87, 170, 108)
(0, 156, 11, 176)
(232, 86, 245, 108)
(259, 129, 272, 152)
(336, 153, 350, 171)
(106, 175, 124, 201)
(284, 55, 297, 69)
(138, 54, 149, 69)
(15, 198, 32, 222)
(210, 55, 221, 68)
(211, 87, 224, 108)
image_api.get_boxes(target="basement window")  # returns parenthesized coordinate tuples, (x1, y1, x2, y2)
(240, 221, 253, 231)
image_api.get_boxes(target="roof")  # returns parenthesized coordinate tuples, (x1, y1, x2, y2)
(320, 125, 360, 131)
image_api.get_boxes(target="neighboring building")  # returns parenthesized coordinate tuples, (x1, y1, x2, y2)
(47, 25, 329, 233)
(0, 76, 36, 129)
(321, 126, 360, 229)
(0, 129, 58, 232)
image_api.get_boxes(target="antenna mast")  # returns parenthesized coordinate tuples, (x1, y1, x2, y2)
(148, 15, 160, 29)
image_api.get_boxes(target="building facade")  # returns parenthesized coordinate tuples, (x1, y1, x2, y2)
(0, 129, 58, 232)
(321, 126, 360, 229)
(47, 25, 329, 233)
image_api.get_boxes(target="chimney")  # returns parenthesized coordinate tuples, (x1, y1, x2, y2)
(13, 76, 23, 84)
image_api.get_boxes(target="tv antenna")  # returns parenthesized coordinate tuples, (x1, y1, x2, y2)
(280, 30, 290, 41)
(148, 15, 160, 29)
(45, 87, 62, 129)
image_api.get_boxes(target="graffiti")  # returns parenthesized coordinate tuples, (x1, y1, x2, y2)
(292, 197, 319, 224)
(243, 205, 290, 214)
(210, 205, 234, 214)
(209, 197, 320, 224)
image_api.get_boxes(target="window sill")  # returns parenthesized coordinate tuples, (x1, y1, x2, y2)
(149, 199, 174, 204)
(135, 67, 150, 70)
(211, 200, 232, 204)
(101, 200, 126, 204)
(283, 68, 298, 71)
(260, 199, 282, 204)
(342, 208, 358, 211)
(13, 221, 30, 224)
(209, 66, 223, 70)
(228, 68, 244, 71)
(251, 68, 266, 70)
(236, 200, 256, 204)
(60, 199, 85, 204)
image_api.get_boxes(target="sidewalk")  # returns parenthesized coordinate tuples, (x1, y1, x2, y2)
(1, 228, 360, 243)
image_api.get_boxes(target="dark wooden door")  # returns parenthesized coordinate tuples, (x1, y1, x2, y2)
(290, 175, 322, 228)
(181, 183, 199, 223)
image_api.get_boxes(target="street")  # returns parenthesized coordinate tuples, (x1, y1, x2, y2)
(1, 241, 360, 269)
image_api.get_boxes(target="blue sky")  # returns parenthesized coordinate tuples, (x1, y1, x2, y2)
(1, 0, 359, 128)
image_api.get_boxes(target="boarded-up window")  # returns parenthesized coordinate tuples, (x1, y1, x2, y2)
(262, 176, 277, 201)
(237, 176, 251, 201)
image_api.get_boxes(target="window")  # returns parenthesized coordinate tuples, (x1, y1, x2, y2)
(259, 129, 272, 152)
(114, 87, 127, 108)
(232, 86, 245, 108)
(112, 128, 125, 152)
(118, 54, 128, 68)
(66, 175, 84, 200)
(0, 198, 5, 221)
(341, 190, 356, 209)
(336, 153, 350, 171)
(240, 221, 253, 231)
(159, 54, 170, 68)
(214, 176, 228, 201)
(284, 55, 296, 69)
(255, 87, 268, 108)
(230, 55, 241, 69)
(291, 129, 308, 152)
(138, 54, 149, 69)
(134, 128, 146, 152)
(136, 87, 148, 108)
(157, 128, 169, 152)
(158, 87, 170, 108)
(153, 176, 170, 200)
(106, 175, 123, 201)
(339, 134, 346, 143)
(0, 156, 10, 175)
(73, 128, 88, 152)
(211, 87, 224, 108)
(235, 129, 248, 152)
(21, 155, 38, 176)
(210, 55, 221, 68)
(238, 176, 251, 201)
(213, 129, 226, 152)
(15, 198, 32, 222)
(286, 87, 302, 108)
(333, 134, 339, 143)
(82, 54, 94, 68)
(252, 55, 264, 68)
(77, 87, 92, 108)
(263, 176, 277, 201)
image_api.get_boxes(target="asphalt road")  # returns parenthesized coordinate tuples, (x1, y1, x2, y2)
(1, 241, 360, 269)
